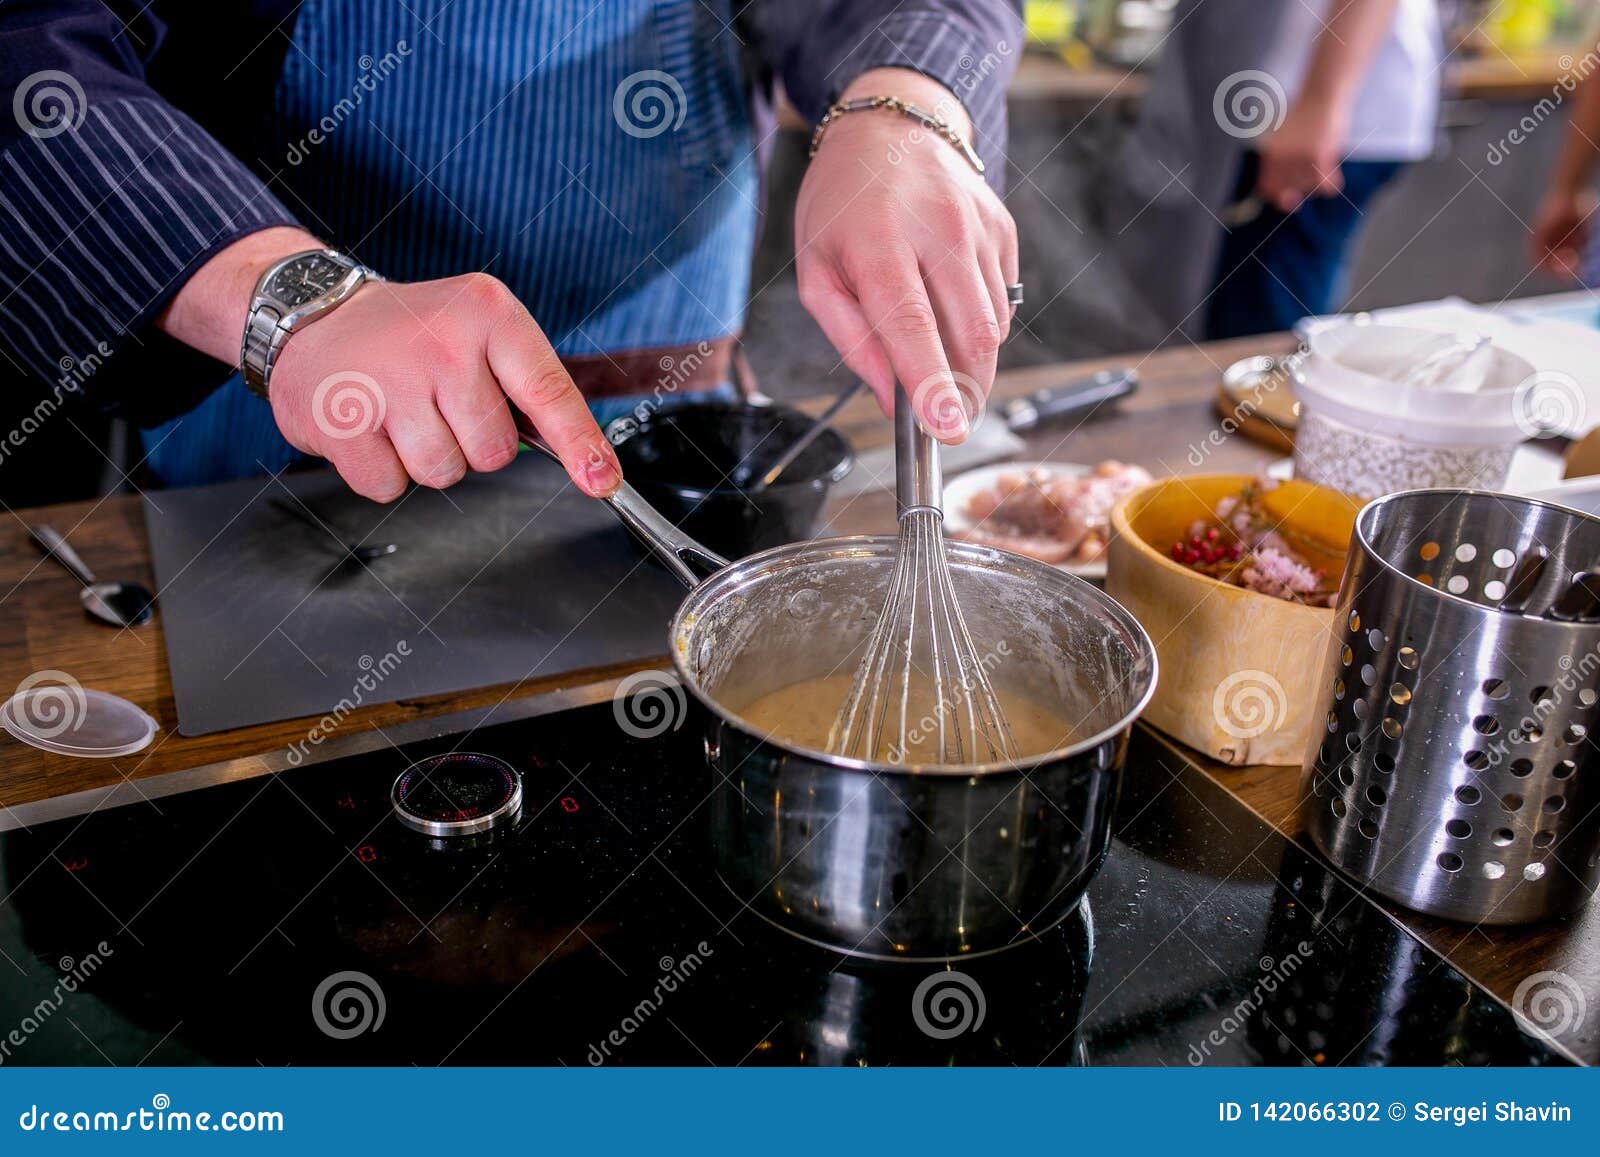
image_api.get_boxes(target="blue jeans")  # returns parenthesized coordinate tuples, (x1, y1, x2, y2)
(1204, 153, 1405, 341)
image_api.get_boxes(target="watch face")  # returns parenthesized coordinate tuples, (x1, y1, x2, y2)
(267, 253, 350, 307)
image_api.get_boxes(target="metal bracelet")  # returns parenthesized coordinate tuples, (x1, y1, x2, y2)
(808, 95, 985, 176)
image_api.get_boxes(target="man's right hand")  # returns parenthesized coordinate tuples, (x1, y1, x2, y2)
(268, 273, 620, 502)
(158, 228, 621, 502)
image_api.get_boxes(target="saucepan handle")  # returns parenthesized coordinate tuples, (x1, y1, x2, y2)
(513, 416, 728, 589)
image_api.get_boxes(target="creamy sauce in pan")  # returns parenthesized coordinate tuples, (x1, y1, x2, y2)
(734, 673, 1076, 765)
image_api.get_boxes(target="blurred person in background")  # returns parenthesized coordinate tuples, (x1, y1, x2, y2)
(1531, 68, 1600, 283)
(1204, 0, 1443, 339)
(0, 2, 1021, 502)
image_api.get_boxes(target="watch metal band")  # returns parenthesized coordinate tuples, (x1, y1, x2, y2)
(240, 303, 284, 398)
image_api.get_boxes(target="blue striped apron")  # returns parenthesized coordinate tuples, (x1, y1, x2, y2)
(144, 0, 756, 486)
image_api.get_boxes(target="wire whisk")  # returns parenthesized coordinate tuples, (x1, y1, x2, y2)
(827, 388, 1019, 765)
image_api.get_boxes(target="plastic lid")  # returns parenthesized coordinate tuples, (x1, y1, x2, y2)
(1292, 320, 1534, 446)
(1, 675, 158, 758)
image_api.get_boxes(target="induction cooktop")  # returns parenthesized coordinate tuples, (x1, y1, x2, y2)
(0, 698, 1567, 1066)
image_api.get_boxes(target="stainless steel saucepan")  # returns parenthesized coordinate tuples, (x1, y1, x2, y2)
(518, 424, 1158, 961)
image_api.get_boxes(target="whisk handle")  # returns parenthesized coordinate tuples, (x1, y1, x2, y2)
(894, 386, 942, 519)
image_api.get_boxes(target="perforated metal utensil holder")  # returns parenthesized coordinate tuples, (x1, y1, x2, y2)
(1302, 489, 1600, 925)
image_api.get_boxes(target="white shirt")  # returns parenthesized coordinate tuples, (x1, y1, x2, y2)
(1264, 0, 1442, 161)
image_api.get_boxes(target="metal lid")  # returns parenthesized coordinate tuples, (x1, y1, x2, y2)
(391, 752, 522, 838)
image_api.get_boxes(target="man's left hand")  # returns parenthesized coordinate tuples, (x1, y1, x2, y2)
(794, 68, 1018, 443)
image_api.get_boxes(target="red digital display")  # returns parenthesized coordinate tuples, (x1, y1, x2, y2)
(355, 845, 378, 863)
(560, 796, 579, 813)
(334, 794, 356, 809)
(61, 856, 89, 873)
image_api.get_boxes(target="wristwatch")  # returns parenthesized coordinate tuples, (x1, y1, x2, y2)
(240, 249, 378, 398)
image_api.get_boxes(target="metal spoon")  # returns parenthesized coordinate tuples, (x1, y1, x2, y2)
(28, 525, 154, 627)
(738, 379, 867, 494)
(269, 497, 398, 563)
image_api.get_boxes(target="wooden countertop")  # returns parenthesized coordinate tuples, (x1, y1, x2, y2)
(1003, 47, 1574, 106)
(1446, 49, 1579, 103)
(1, 332, 1594, 1062)
(0, 333, 1281, 817)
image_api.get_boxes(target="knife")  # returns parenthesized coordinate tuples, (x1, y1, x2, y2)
(998, 367, 1139, 432)
(832, 367, 1140, 498)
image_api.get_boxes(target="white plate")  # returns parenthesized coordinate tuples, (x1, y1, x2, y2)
(941, 461, 1105, 578)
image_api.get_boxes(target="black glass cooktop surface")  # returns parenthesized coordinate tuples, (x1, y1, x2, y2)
(0, 701, 1566, 1066)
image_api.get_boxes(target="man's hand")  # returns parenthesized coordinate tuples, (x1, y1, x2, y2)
(1254, 0, 1397, 214)
(269, 274, 620, 501)
(1530, 189, 1594, 281)
(1256, 96, 1348, 212)
(794, 68, 1018, 443)
(158, 227, 620, 502)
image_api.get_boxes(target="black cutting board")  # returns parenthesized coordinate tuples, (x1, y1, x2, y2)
(142, 456, 685, 735)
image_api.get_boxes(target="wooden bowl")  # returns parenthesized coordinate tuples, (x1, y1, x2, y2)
(1107, 475, 1362, 766)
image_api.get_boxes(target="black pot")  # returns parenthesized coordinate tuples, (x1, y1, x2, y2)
(607, 401, 852, 559)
